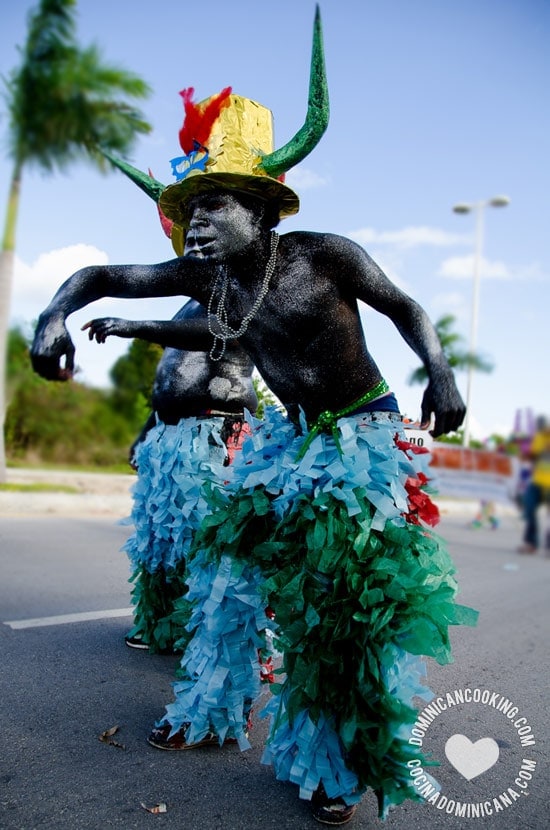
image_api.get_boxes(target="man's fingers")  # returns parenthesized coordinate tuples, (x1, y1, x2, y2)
(81, 320, 95, 340)
(420, 400, 432, 430)
(83, 320, 112, 343)
(431, 411, 448, 437)
(30, 354, 54, 380)
(64, 343, 75, 375)
(431, 412, 460, 438)
(82, 320, 106, 341)
(31, 355, 67, 382)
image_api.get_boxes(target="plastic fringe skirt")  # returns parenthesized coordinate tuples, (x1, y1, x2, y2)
(185, 407, 477, 817)
(121, 417, 228, 651)
(160, 551, 271, 750)
(126, 562, 190, 653)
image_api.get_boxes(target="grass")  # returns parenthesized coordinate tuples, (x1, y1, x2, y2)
(0, 482, 79, 494)
(6, 461, 135, 475)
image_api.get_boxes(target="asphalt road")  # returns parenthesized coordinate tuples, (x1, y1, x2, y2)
(0, 513, 548, 830)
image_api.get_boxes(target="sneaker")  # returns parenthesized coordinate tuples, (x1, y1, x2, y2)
(125, 634, 150, 650)
(147, 723, 237, 751)
(311, 785, 358, 826)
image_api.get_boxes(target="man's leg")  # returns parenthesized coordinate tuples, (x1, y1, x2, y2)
(124, 417, 228, 651)
(148, 553, 269, 750)
(520, 483, 541, 551)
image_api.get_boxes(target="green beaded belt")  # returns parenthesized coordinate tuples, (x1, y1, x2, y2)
(296, 379, 390, 460)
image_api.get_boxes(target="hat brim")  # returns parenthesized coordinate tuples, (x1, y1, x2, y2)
(159, 172, 300, 228)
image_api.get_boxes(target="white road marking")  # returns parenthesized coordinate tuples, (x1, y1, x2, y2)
(4, 607, 133, 629)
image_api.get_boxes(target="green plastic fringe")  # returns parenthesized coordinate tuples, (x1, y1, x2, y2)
(191, 482, 477, 813)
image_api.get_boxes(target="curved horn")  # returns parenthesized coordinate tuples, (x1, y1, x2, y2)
(101, 149, 166, 203)
(258, 5, 329, 178)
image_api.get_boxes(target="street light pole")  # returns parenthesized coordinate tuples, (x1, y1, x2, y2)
(452, 195, 510, 447)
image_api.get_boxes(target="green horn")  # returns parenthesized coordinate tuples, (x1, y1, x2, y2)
(101, 149, 166, 203)
(258, 5, 329, 178)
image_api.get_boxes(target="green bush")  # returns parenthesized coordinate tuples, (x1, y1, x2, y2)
(5, 326, 159, 468)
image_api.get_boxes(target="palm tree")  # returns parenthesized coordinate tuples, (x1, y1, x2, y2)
(0, 0, 152, 480)
(408, 313, 494, 385)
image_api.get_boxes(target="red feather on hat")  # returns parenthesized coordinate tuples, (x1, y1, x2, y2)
(178, 86, 232, 154)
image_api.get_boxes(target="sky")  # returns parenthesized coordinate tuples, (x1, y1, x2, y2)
(1, 0, 549, 441)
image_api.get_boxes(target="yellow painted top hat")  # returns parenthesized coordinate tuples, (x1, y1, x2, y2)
(102, 6, 328, 256)
(159, 92, 301, 228)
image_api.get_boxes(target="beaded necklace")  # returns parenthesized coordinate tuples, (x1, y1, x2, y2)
(207, 231, 279, 361)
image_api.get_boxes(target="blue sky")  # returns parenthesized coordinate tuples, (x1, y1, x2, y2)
(2, 0, 549, 440)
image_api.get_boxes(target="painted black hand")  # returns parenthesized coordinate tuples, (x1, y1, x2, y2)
(82, 317, 135, 343)
(31, 314, 75, 381)
(420, 375, 466, 437)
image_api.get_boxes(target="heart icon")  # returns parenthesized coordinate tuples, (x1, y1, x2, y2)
(445, 734, 499, 781)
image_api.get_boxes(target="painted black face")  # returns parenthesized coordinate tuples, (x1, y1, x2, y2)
(183, 192, 263, 261)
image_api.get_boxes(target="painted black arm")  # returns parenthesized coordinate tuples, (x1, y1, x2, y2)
(331, 235, 466, 436)
(82, 316, 216, 351)
(30, 259, 211, 380)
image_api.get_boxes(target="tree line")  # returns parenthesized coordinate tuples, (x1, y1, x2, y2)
(2, 3, 500, 473)
(6, 325, 280, 469)
(1, 0, 152, 479)
(6, 325, 162, 469)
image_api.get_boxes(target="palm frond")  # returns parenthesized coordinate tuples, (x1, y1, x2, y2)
(4, 0, 151, 171)
(407, 314, 494, 385)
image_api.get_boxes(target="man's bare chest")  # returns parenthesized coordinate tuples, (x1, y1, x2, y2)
(222, 268, 338, 342)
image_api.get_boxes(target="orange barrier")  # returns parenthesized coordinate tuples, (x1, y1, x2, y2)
(426, 443, 517, 503)
(431, 445, 514, 476)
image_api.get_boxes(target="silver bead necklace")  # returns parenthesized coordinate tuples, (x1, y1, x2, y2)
(207, 231, 279, 361)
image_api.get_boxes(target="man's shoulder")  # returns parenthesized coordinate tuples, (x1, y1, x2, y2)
(282, 229, 348, 241)
(281, 230, 358, 251)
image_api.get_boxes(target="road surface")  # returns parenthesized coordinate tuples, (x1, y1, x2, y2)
(0, 508, 547, 829)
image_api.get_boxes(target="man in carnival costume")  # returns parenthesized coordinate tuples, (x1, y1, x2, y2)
(89, 296, 257, 655)
(32, 8, 477, 825)
(82, 144, 258, 656)
(31, 98, 259, 657)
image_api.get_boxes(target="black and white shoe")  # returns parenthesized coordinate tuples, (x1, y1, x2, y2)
(124, 634, 150, 650)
